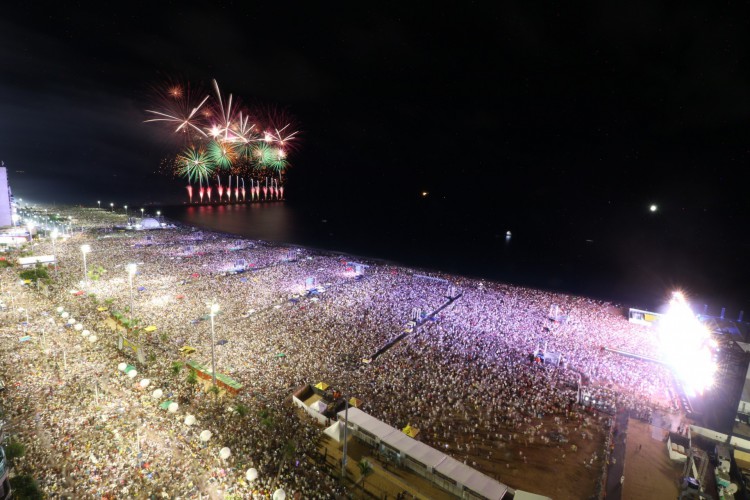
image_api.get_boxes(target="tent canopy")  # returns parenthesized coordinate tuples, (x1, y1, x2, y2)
(140, 218, 160, 229)
(310, 400, 327, 413)
(324, 421, 345, 442)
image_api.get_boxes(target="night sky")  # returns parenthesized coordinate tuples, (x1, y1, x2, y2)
(2, 2, 749, 306)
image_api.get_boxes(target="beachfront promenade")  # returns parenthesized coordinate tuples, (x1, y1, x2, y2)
(0, 206, 679, 499)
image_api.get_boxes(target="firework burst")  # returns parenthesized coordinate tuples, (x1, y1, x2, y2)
(146, 78, 300, 198)
(207, 140, 236, 170)
(176, 146, 214, 184)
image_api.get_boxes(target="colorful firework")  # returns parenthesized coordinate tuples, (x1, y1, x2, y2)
(145, 78, 300, 198)
(207, 140, 236, 170)
(145, 81, 210, 138)
(176, 146, 214, 184)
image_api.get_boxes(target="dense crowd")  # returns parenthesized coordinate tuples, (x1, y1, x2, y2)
(0, 207, 680, 499)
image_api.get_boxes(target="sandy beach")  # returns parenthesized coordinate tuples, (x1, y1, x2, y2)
(0, 206, 680, 499)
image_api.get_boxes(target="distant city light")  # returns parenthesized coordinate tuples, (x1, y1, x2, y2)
(421, 191, 428, 197)
(650, 204, 657, 212)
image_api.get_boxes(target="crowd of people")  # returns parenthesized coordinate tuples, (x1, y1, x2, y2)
(0, 206, 681, 499)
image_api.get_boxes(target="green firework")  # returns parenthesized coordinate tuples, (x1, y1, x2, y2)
(177, 147, 215, 184)
(207, 140, 235, 170)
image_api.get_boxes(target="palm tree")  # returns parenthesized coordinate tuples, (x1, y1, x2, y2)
(357, 459, 373, 491)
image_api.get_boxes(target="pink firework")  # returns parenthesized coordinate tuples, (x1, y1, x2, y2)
(199, 185, 205, 203)
(279, 186, 284, 199)
(207, 186, 212, 202)
(186, 185, 193, 204)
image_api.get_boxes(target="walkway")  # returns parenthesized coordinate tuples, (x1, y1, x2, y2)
(605, 409, 629, 500)
(368, 292, 462, 362)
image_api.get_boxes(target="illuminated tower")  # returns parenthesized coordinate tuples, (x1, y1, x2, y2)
(0, 162, 12, 227)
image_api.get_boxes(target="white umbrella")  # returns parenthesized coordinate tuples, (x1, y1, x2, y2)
(74, 323, 83, 331)
(184, 415, 196, 426)
(61, 311, 69, 318)
(168, 402, 179, 413)
(88, 335, 98, 343)
(246, 468, 258, 481)
(199, 430, 212, 442)
(81, 329, 90, 337)
(219, 447, 231, 460)
(273, 488, 286, 500)
(127, 370, 138, 379)
(152, 389, 163, 399)
(118, 362, 127, 372)
(140, 379, 151, 389)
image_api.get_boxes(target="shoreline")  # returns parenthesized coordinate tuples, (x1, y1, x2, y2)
(0, 204, 689, 499)
(157, 208, 634, 311)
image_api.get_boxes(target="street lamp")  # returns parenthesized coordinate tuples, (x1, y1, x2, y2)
(97, 200, 101, 209)
(209, 301, 220, 388)
(50, 229, 59, 274)
(18, 307, 29, 333)
(140, 208, 144, 218)
(342, 395, 350, 480)
(110, 203, 114, 212)
(127, 263, 137, 325)
(80, 244, 91, 287)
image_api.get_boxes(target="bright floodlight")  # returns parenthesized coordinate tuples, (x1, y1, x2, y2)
(210, 302, 220, 315)
(650, 204, 657, 212)
(80, 244, 91, 254)
(127, 263, 137, 277)
(660, 291, 717, 396)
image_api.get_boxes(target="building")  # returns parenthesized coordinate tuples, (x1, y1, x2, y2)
(338, 406, 510, 499)
(0, 163, 12, 227)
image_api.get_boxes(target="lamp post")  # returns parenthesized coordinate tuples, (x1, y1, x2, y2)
(127, 263, 137, 325)
(342, 396, 349, 481)
(110, 202, 114, 212)
(209, 301, 219, 388)
(80, 244, 91, 287)
(50, 229, 59, 275)
(140, 208, 144, 218)
(124, 205, 128, 217)
(97, 200, 101, 210)
(19, 307, 29, 332)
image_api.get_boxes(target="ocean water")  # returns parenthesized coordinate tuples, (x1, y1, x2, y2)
(160, 198, 748, 314)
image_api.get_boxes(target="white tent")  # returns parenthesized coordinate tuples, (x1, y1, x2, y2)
(324, 421, 346, 443)
(140, 218, 160, 229)
(310, 400, 327, 413)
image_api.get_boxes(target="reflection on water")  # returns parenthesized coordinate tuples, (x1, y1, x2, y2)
(182, 203, 295, 243)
